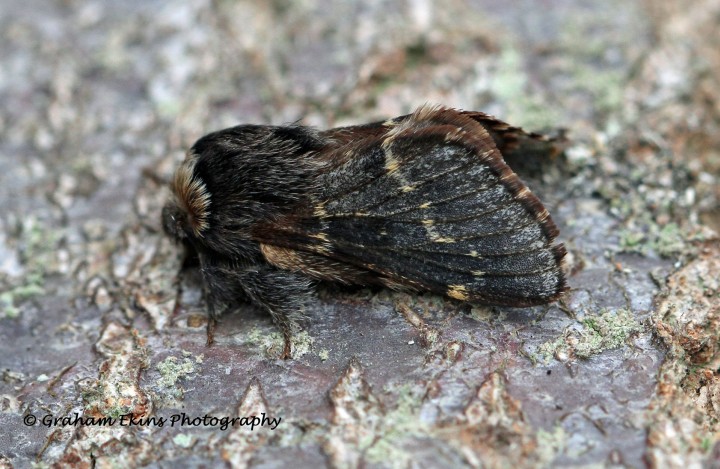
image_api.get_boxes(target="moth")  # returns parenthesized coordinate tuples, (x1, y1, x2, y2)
(162, 105, 567, 358)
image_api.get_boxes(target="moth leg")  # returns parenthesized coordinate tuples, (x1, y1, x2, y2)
(200, 258, 313, 358)
(205, 316, 217, 346)
(234, 267, 313, 359)
(201, 272, 222, 346)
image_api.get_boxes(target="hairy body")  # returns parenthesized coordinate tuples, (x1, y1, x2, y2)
(162, 106, 567, 358)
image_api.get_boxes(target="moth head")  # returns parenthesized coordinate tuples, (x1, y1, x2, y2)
(163, 153, 211, 242)
(162, 201, 189, 241)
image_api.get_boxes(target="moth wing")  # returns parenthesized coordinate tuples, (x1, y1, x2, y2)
(320, 109, 567, 164)
(255, 107, 567, 306)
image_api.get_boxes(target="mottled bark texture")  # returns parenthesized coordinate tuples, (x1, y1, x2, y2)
(0, 1, 718, 467)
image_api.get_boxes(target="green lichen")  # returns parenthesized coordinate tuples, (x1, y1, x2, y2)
(619, 228, 648, 255)
(155, 357, 202, 389)
(572, 66, 625, 116)
(701, 435, 713, 453)
(173, 433, 196, 448)
(81, 382, 135, 419)
(536, 335, 570, 363)
(557, 10, 631, 121)
(21, 217, 60, 268)
(469, 305, 505, 323)
(1, 292, 20, 319)
(575, 309, 640, 357)
(105, 404, 135, 420)
(318, 348, 330, 361)
(246, 327, 314, 358)
(3, 218, 57, 318)
(537, 309, 641, 362)
(537, 426, 568, 463)
(2, 280, 46, 318)
(490, 46, 560, 130)
(652, 223, 687, 258)
(365, 384, 428, 468)
(422, 327, 440, 347)
(618, 219, 691, 259)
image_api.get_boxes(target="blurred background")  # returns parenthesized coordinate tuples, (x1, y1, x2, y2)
(1, 1, 719, 467)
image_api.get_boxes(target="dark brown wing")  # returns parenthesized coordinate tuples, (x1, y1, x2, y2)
(253, 105, 567, 306)
(458, 111, 569, 178)
(318, 109, 567, 169)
